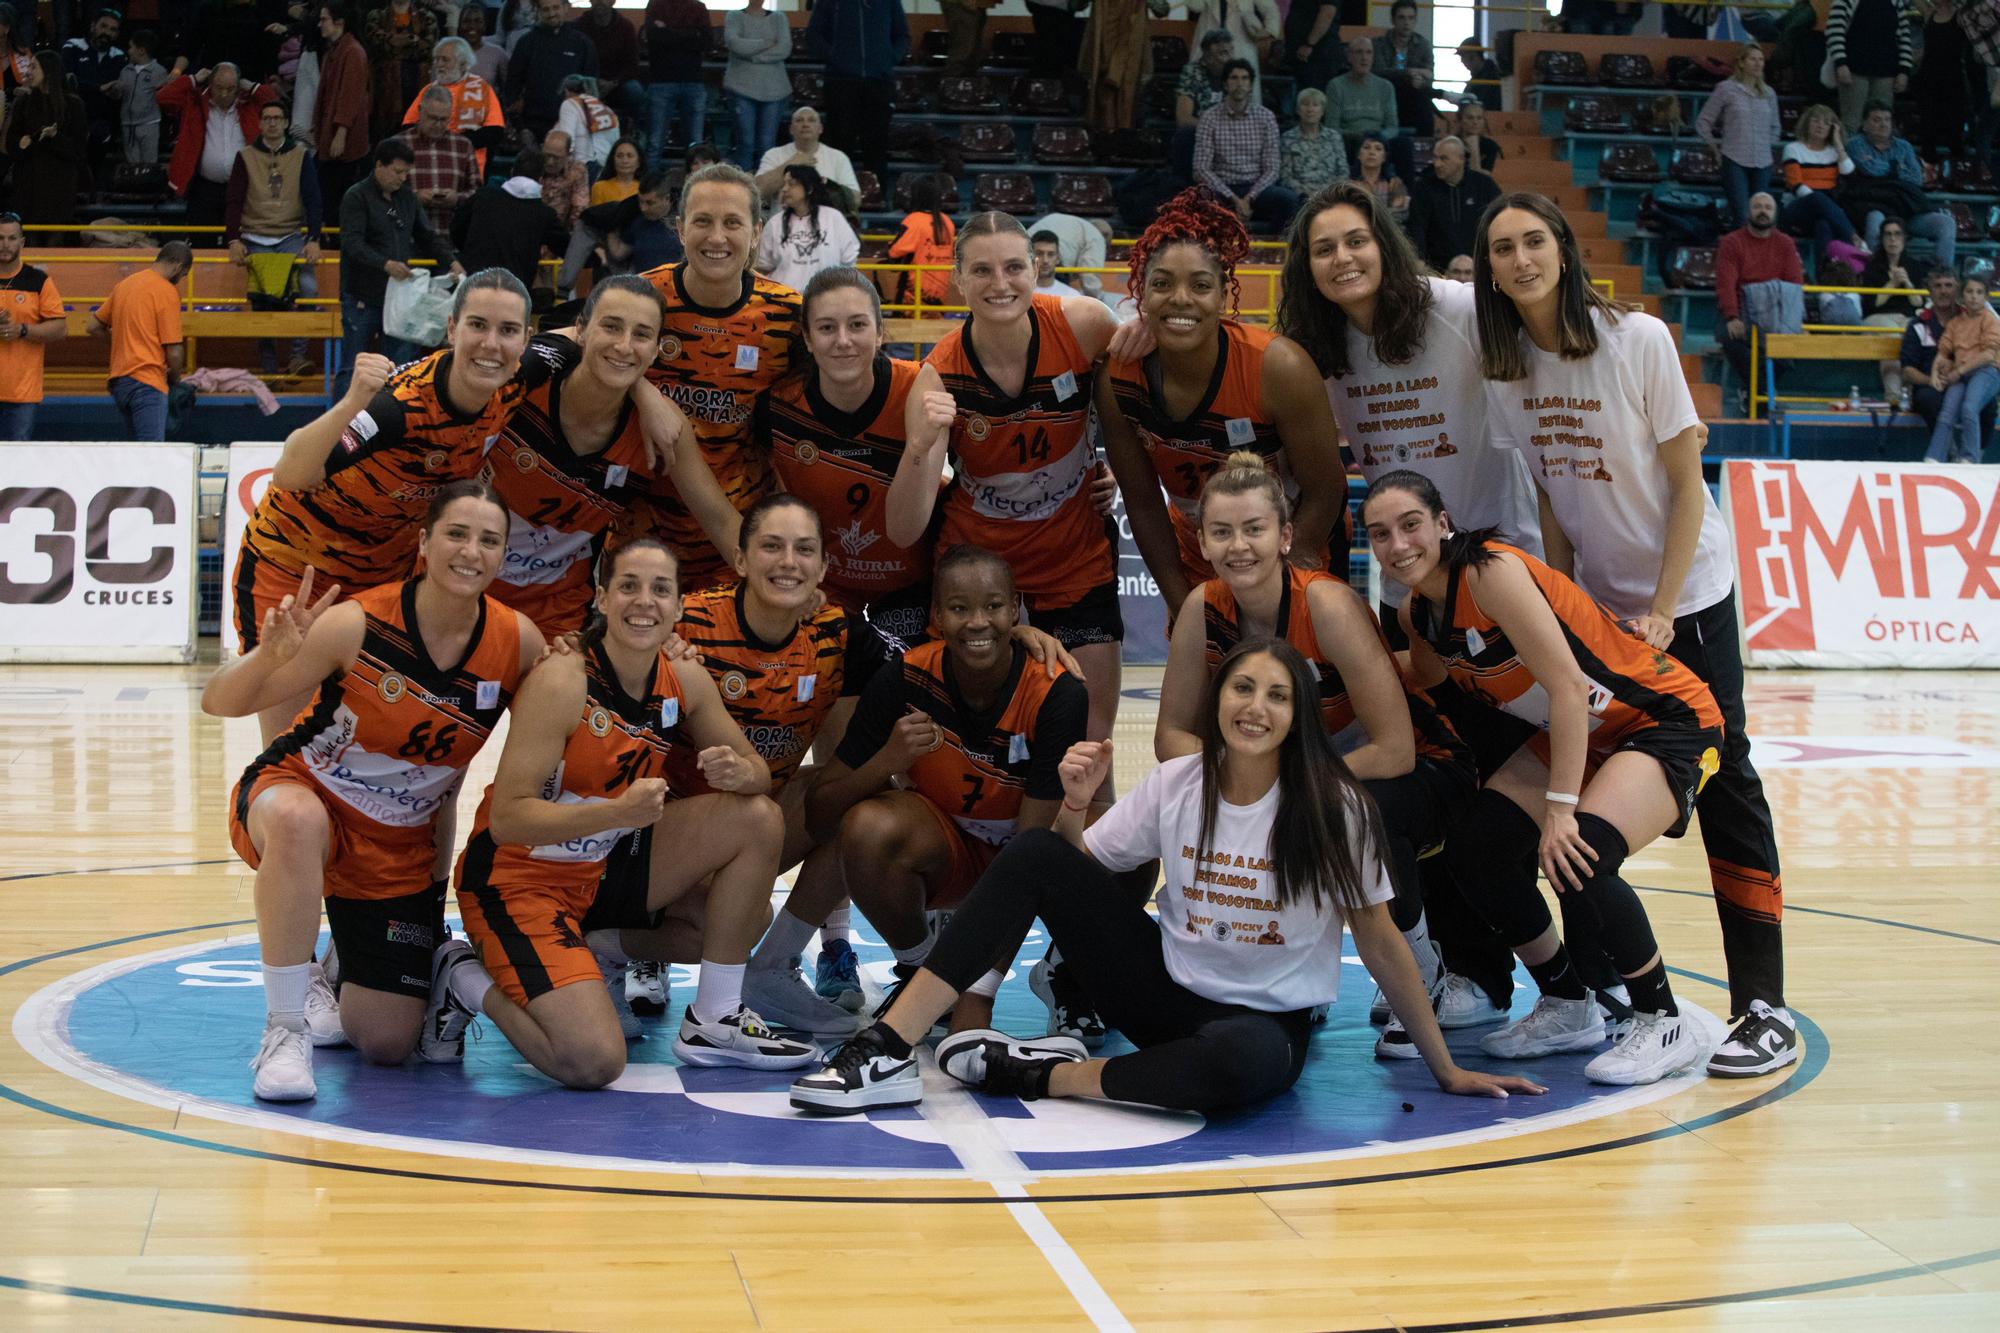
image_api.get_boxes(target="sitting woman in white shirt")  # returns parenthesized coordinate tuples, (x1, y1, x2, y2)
(790, 636, 1546, 1116)
(755, 164, 859, 293)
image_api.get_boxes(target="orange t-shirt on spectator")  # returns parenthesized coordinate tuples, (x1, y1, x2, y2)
(94, 269, 183, 394)
(889, 210, 956, 304)
(0, 262, 63, 404)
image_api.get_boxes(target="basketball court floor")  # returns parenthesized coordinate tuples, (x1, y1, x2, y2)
(1, 661, 1996, 1330)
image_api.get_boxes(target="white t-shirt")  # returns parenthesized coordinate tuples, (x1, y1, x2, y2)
(1328, 277, 1541, 604)
(556, 97, 619, 168)
(756, 141, 860, 198)
(201, 102, 246, 184)
(1083, 755, 1394, 1012)
(1484, 306, 1732, 621)
(756, 206, 860, 293)
(1034, 278, 1080, 299)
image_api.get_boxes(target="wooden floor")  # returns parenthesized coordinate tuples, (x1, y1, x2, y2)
(1, 660, 1997, 1331)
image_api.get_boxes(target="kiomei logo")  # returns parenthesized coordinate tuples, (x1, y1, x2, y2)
(0, 486, 177, 604)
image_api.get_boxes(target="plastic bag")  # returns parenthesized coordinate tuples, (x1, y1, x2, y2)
(383, 270, 458, 348)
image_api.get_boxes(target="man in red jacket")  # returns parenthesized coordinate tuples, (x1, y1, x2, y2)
(314, 4, 372, 217)
(156, 60, 277, 240)
(1715, 191, 1805, 414)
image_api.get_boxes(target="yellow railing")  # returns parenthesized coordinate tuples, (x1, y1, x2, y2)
(1746, 286, 1928, 416)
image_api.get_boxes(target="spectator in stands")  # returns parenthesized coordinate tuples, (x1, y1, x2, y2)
(724, 0, 793, 171)
(581, 165, 682, 275)
(366, 0, 441, 146)
(1407, 136, 1500, 274)
(1850, 100, 1957, 267)
(939, 0, 990, 79)
(407, 86, 481, 238)
(1084, 0, 1164, 133)
(756, 106, 859, 213)
(90, 240, 190, 442)
(1779, 103, 1864, 252)
(688, 141, 723, 172)
(1456, 38, 1502, 112)
(1559, 0, 1640, 35)
(158, 60, 276, 237)
(1283, 0, 1344, 99)
(1455, 99, 1503, 173)
(1027, 210, 1115, 304)
(110, 30, 166, 166)
(1328, 35, 1408, 177)
(1716, 190, 1806, 411)
(573, 0, 642, 127)
(1194, 58, 1298, 232)
(1445, 253, 1474, 282)
(1352, 130, 1407, 224)
(0, 213, 66, 441)
(1026, 0, 1088, 80)
(454, 144, 568, 292)
(1925, 269, 2000, 461)
(338, 137, 460, 375)
(1188, 0, 1280, 104)
(1373, 0, 1432, 132)
(459, 5, 508, 94)
(1915, 0, 1982, 163)
(1862, 217, 1929, 401)
(590, 137, 643, 205)
(1173, 27, 1233, 177)
(557, 73, 618, 179)
(1901, 267, 1992, 440)
(757, 163, 859, 291)
(891, 175, 956, 306)
(7, 50, 86, 236)
(1031, 229, 1080, 297)
(225, 101, 324, 375)
(510, 0, 597, 140)
(313, 5, 371, 211)
(643, 0, 708, 164)
(1696, 43, 1782, 229)
(66, 8, 124, 156)
(540, 127, 589, 232)
(411, 38, 509, 154)
(0, 7, 27, 99)
(1281, 87, 1348, 199)
(1828, 0, 1915, 131)
(806, 0, 907, 182)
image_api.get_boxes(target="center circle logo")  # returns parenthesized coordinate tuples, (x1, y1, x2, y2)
(17, 931, 1727, 1181)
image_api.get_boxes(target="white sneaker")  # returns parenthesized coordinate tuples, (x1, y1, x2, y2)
(935, 1028, 1087, 1097)
(1586, 1009, 1707, 1085)
(744, 961, 865, 1038)
(598, 957, 642, 1041)
(673, 1005, 819, 1069)
(1597, 983, 1635, 1046)
(1373, 1012, 1422, 1059)
(1027, 951, 1107, 1049)
(1367, 985, 1392, 1026)
(304, 963, 345, 1048)
(626, 960, 668, 1017)
(1706, 1000, 1800, 1078)
(1435, 972, 1509, 1029)
(1479, 994, 1606, 1059)
(250, 1023, 315, 1101)
(790, 1026, 921, 1114)
(419, 940, 479, 1064)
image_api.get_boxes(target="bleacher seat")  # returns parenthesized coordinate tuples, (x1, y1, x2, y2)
(98, 163, 168, 204)
(1098, 127, 1164, 167)
(1152, 35, 1187, 74)
(1599, 53, 1659, 87)
(1667, 54, 1728, 89)
(894, 73, 932, 112)
(894, 171, 957, 212)
(973, 172, 1039, 213)
(1146, 73, 1179, 120)
(1665, 245, 1718, 291)
(856, 169, 887, 212)
(1050, 174, 1116, 217)
(940, 76, 1004, 114)
(919, 29, 949, 65)
(1565, 96, 1629, 134)
(959, 123, 1018, 163)
(1925, 159, 1946, 190)
(1951, 200, 1985, 243)
(992, 32, 1036, 68)
(888, 122, 938, 163)
(1599, 144, 1664, 183)
(1955, 158, 1996, 193)
(1534, 50, 1590, 86)
(1672, 144, 1721, 186)
(1014, 78, 1070, 116)
(792, 71, 824, 107)
(1033, 125, 1094, 166)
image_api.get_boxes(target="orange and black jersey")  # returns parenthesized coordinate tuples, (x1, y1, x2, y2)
(243, 338, 577, 589)
(926, 293, 1112, 602)
(485, 371, 653, 637)
(235, 581, 526, 890)
(757, 352, 939, 606)
(671, 580, 889, 792)
(634, 263, 801, 587)
(837, 639, 1088, 846)
(463, 641, 694, 890)
(1203, 565, 1470, 768)
(1411, 543, 1724, 746)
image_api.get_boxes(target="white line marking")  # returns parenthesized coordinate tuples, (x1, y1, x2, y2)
(997, 1182, 1135, 1332)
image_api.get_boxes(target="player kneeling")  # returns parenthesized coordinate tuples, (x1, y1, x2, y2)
(440, 539, 817, 1085)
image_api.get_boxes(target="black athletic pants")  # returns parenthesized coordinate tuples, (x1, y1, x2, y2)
(824, 76, 893, 181)
(924, 830, 1314, 1114)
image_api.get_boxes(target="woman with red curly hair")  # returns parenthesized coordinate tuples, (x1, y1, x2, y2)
(1097, 188, 1349, 613)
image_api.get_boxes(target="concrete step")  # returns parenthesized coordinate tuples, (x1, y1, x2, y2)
(1493, 159, 1580, 191)
(1496, 136, 1555, 161)
(1689, 379, 1723, 419)
(1489, 111, 1542, 135)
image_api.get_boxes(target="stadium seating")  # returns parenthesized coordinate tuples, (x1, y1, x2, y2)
(972, 172, 1039, 214)
(1033, 125, 1095, 166)
(1050, 174, 1116, 217)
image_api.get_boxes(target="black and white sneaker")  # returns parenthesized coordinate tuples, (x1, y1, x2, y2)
(790, 1026, 921, 1114)
(935, 1028, 1087, 1099)
(1028, 951, 1107, 1050)
(1374, 1012, 1421, 1059)
(1706, 1000, 1799, 1078)
(626, 960, 668, 1017)
(673, 1004, 818, 1069)
(419, 940, 480, 1064)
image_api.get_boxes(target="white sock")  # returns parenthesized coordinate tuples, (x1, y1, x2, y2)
(750, 909, 816, 969)
(965, 968, 1004, 999)
(584, 929, 629, 964)
(448, 955, 495, 1013)
(822, 901, 852, 944)
(891, 938, 932, 969)
(263, 962, 310, 1033)
(693, 960, 745, 1023)
(1402, 913, 1440, 989)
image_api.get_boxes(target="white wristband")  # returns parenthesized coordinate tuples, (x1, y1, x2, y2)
(1544, 791, 1580, 806)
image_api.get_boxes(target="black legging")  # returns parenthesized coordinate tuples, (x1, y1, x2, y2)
(1364, 757, 1476, 933)
(924, 830, 1313, 1114)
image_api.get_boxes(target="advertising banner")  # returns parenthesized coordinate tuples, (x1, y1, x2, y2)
(220, 443, 286, 657)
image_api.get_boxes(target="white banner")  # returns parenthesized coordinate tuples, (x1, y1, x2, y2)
(0, 444, 200, 662)
(220, 443, 286, 657)
(1722, 459, 2000, 668)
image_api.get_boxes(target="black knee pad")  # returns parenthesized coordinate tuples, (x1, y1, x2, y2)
(1446, 789, 1549, 948)
(1569, 812, 1659, 975)
(1573, 812, 1631, 879)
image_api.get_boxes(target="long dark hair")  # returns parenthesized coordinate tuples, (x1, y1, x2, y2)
(25, 48, 76, 131)
(780, 163, 830, 248)
(1276, 180, 1434, 380)
(1195, 637, 1384, 915)
(578, 537, 678, 651)
(1473, 190, 1620, 381)
(789, 264, 883, 388)
(1362, 469, 1500, 579)
(739, 490, 823, 548)
(422, 476, 507, 532)
(907, 173, 950, 247)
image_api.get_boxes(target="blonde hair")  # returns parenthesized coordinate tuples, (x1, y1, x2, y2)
(1734, 42, 1767, 96)
(1795, 102, 1838, 147)
(1196, 450, 1291, 528)
(1295, 87, 1327, 115)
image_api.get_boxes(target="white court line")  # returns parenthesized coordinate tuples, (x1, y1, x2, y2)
(997, 1181, 1135, 1333)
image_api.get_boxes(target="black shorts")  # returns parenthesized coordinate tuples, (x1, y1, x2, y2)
(1617, 725, 1726, 839)
(863, 580, 933, 651)
(1024, 577, 1124, 650)
(325, 882, 447, 998)
(579, 828, 665, 933)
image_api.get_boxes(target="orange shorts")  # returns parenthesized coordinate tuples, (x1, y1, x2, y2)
(454, 830, 628, 1007)
(231, 545, 367, 653)
(911, 795, 1003, 910)
(228, 756, 436, 900)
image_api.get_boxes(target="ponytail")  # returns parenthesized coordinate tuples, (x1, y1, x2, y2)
(1196, 449, 1292, 529)
(1362, 469, 1500, 577)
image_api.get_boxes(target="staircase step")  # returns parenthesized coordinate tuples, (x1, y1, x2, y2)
(1493, 159, 1580, 191)
(1496, 136, 1555, 161)
(1489, 111, 1542, 135)
(1689, 380, 1723, 419)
